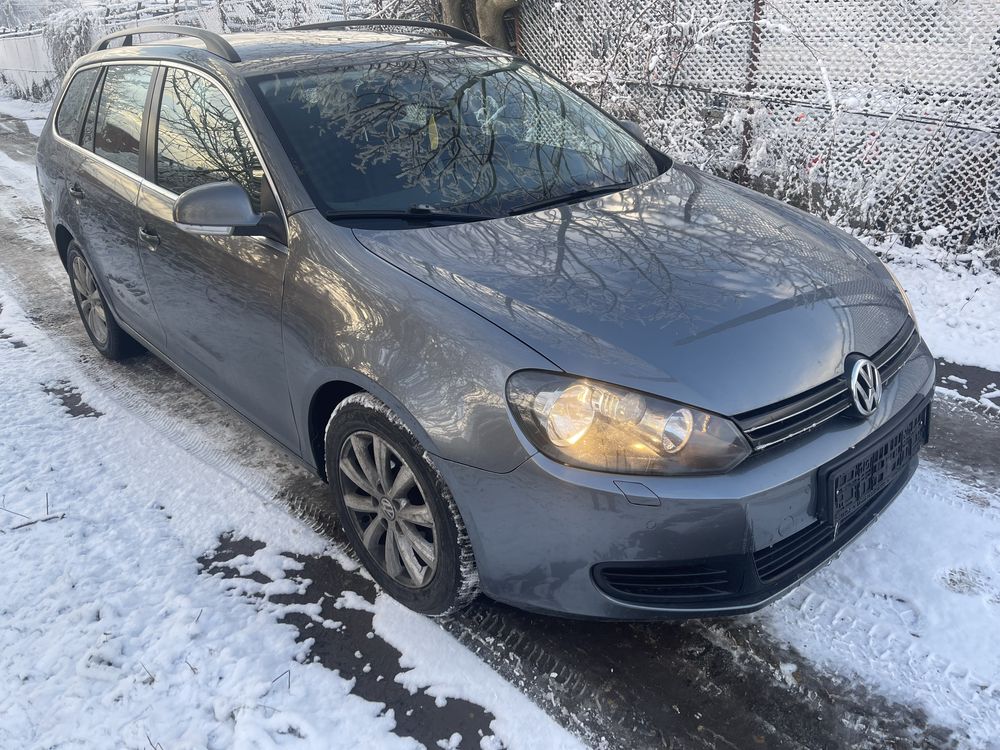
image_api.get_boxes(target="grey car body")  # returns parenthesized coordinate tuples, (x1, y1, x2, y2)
(35, 26, 934, 619)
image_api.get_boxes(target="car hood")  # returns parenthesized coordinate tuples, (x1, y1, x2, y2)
(353, 164, 909, 415)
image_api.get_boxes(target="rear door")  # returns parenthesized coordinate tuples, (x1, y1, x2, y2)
(70, 63, 165, 349)
(136, 65, 296, 450)
(42, 66, 100, 229)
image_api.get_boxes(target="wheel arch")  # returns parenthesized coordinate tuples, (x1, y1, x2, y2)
(55, 224, 74, 269)
(305, 372, 441, 482)
(308, 380, 363, 481)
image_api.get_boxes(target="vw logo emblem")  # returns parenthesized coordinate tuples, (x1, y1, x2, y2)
(379, 497, 396, 521)
(847, 357, 882, 417)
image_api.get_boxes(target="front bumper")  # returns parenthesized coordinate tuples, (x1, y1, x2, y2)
(436, 340, 935, 620)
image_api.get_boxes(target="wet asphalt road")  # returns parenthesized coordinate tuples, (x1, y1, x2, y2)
(2, 113, 995, 748)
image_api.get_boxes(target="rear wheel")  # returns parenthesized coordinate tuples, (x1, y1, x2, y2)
(66, 243, 141, 360)
(325, 393, 479, 616)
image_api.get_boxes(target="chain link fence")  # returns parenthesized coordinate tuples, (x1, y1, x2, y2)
(2, 0, 996, 262)
(516, 0, 1000, 263)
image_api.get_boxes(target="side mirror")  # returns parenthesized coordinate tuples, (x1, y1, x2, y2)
(620, 120, 646, 142)
(173, 182, 262, 236)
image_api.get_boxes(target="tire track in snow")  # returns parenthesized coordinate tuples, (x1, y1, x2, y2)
(770, 581, 997, 735)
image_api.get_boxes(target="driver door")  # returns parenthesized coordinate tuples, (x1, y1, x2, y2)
(136, 65, 297, 451)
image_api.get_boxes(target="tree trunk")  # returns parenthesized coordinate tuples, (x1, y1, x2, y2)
(475, 0, 519, 49)
(441, 0, 465, 29)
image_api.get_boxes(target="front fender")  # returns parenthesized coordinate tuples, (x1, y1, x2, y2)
(283, 212, 556, 474)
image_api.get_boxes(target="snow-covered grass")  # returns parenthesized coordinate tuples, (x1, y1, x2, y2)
(0, 290, 582, 748)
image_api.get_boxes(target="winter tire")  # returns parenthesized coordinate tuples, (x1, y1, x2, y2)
(67, 242, 141, 360)
(325, 393, 479, 616)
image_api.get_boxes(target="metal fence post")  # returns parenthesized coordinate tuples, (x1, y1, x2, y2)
(733, 0, 765, 186)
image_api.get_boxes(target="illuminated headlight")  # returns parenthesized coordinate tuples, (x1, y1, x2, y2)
(506, 371, 751, 475)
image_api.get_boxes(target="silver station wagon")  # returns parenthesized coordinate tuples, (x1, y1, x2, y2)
(35, 21, 933, 618)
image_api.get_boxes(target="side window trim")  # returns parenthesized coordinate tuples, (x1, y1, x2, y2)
(92, 63, 157, 176)
(79, 67, 106, 149)
(139, 65, 165, 183)
(56, 61, 288, 245)
(149, 63, 288, 243)
(51, 62, 158, 188)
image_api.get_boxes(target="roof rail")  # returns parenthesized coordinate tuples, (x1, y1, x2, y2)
(91, 25, 241, 63)
(289, 19, 490, 48)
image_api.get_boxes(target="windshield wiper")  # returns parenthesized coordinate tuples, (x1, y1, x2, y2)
(325, 205, 494, 224)
(509, 181, 634, 216)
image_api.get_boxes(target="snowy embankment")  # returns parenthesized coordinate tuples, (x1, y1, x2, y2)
(868, 236, 1000, 375)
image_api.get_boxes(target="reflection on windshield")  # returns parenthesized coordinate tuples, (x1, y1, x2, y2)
(251, 55, 660, 220)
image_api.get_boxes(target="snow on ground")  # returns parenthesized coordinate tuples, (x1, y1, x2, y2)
(0, 95, 49, 136)
(0, 291, 582, 749)
(759, 465, 1000, 746)
(0, 141, 37, 187)
(937, 381, 1000, 416)
(872, 237, 1000, 373)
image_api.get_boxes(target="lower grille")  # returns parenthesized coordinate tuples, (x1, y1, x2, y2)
(594, 561, 741, 603)
(753, 522, 835, 582)
(755, 392, 928, 583)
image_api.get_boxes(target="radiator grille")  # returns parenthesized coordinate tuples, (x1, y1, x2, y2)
(735, 319, 919, 450)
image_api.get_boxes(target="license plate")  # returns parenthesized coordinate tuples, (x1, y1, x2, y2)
(823, 402, 930, 526)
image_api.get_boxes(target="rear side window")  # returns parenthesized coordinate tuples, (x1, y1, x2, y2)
(55, 68, 100, 142)
(155, 67, 263, 211)
(93, 65, 155, 174)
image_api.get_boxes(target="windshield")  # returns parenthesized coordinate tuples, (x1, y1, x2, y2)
(250, 55, 661, 223)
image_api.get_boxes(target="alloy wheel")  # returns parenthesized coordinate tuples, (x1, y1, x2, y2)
(71, 255, 108, 346)
(338, 430, 438, 588)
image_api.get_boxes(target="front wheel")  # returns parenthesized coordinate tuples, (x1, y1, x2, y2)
(325, 393, 479, 616)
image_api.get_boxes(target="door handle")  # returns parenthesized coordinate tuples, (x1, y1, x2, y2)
(138, 226, 160, 247)
(68, 183, 85, 200)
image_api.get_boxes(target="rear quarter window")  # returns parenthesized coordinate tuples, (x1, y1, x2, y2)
(55, 68, 100, 142)
(93, 65, 156, 174)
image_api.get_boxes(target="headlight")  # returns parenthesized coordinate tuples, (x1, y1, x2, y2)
(506, 371, 751, 475)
